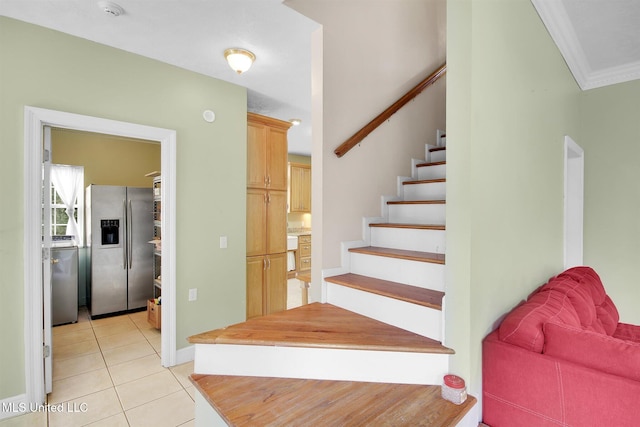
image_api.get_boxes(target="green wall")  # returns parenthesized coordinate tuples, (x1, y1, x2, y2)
(446, 0, 582, 396)
(0, 17, 247, 400)
(580, 81, 640, 325)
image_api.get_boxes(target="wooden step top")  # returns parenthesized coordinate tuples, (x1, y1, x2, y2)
(403, 178, 446, 185)
(369, 223, 445, 231)
(191, 374, 476, 427)
(429, 146, 447, 152)
(348, 246, 445, 264)
(387, 199, 445, 205)
(325, 273, 444, 310)
(417, 160, 446, 168)
(188, 302, 452, 354)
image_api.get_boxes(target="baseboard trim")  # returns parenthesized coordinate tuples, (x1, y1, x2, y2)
(175, 344, 195, 366)
(0, 393, 28, 420)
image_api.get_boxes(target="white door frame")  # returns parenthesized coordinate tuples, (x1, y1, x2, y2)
(23, 106, 177, 405)
(563, 135, 584, 269)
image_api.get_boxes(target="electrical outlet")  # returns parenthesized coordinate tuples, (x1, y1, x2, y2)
(220, 236, 227, 249)
(188, 288, 197, 301)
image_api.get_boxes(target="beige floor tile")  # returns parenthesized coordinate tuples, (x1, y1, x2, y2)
(126, 390, 194, 427)
(116, 370, 182, 411)
(93, 319, 138, 338)
(169, 361, 194, 389)
(53, 352, 106, 381)
(102, 341, 156, 367)
(52, 321, 92, 336)
(97, 329, 146, 351)
(108, 353, 164, 385)
(0, 410, 47, 427)
(140, 326, 161, 340)
(128, 310, 147, 323)
(53, 328, 96, 347)
(48, 388, 123, 427)
(84, 412, 129, 426)
(147, 335, 162, 353)
(184, 386, 196, 402)
(49, 368, 113, 404)
(90, 314, 133, 327)
(53, 339, 100, 361)
(178, 420, 195, 427)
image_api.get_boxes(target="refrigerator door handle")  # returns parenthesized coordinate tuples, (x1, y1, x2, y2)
(128, 200, 133, 268)
(123, 199, 127, 269)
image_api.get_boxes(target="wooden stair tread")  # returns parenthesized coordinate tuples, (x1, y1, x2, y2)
(416, 160, 446, 167)
(349, 246, 445, 264)
(369, 223, 445, 230)
(403, 178, 446, 185)
(191, 374, 476, 427)
(429, 146, 446, 152)
(325, 273, 444, 310)
(387, 199, 445, 205)
(188, 302, 452, 354)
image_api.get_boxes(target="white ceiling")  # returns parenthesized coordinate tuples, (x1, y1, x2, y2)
(0, 0, 319, 155)
(532, 0, 640, 90)
(2, 1, 638, 155)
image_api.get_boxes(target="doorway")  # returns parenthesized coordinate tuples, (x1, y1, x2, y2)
(563, 135, 584, 269)
(24, 106, 177, 405)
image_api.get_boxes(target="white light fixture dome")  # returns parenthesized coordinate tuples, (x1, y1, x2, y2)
(224, 48, 256, 74)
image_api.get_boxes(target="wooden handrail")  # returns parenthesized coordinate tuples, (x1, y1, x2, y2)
(334, 63, 447, 158)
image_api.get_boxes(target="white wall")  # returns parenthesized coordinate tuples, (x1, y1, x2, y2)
(286, 0, 447, 301)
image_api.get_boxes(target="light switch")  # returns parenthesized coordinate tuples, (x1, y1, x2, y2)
(220, 236, 227, 249)
(188, 288, 197, 301)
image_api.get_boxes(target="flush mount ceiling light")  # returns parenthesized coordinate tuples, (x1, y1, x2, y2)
(224, 48, 256, 74)
(97, 1, 124, 16)
(289, 119, 302, 126)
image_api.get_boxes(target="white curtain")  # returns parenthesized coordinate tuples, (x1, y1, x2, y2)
(50, 164, 84, 245)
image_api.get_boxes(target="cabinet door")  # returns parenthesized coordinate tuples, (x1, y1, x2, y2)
(247, 189, 267, 256)
(247, 122, 267, 189)
(266, 190, 287, 254)
(290, 163, 311, 213)
(246, 256, 265, 319)
(267, 128, 288, 191)
(265, 253, 287, 315)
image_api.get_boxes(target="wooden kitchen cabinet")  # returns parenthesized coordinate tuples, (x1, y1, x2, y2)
(296, 234, 311, 272)
(246, 189, 287, 256)
(247, 113, 290, 191)
(289, 162, 311, 213)
(246, 113, 290, 319)
(246, 253, 287, 319)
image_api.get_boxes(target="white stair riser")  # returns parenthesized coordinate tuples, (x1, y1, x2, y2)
(388, 203, 446, 225)
(429, 150, 446, 163)
(403, 181, 446, 201)
(350, 252, 445, 291)
(370, 227, 445, 253)
(326, 282, 443, 340)
(417, 164, 446, 180)
(194, 344, 449, 385)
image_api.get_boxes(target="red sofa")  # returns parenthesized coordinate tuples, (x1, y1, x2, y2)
(483, 266, 640, 426)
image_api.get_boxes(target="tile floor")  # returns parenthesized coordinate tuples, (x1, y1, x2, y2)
(0, 308, 195, 427)
(2, 280, 305, 427)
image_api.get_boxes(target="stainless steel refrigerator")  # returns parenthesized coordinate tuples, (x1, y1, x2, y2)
(86, 185, 153, 317)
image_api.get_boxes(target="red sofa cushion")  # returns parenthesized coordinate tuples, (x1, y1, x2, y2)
(544, 322, 640, 382)
(499, 266, 619, 352)
(614, 322, 640, 343)
(499, 288, 581, 353)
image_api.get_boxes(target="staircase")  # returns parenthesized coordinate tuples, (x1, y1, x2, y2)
(189, 132, 478, 425)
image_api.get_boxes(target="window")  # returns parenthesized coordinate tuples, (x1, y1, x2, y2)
(50, 164, 84, 246)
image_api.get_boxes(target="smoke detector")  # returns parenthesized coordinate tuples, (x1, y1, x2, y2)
(98, 1, 124, 17)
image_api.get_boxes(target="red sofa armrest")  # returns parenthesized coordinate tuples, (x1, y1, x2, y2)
(483, 330, 640, 427)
